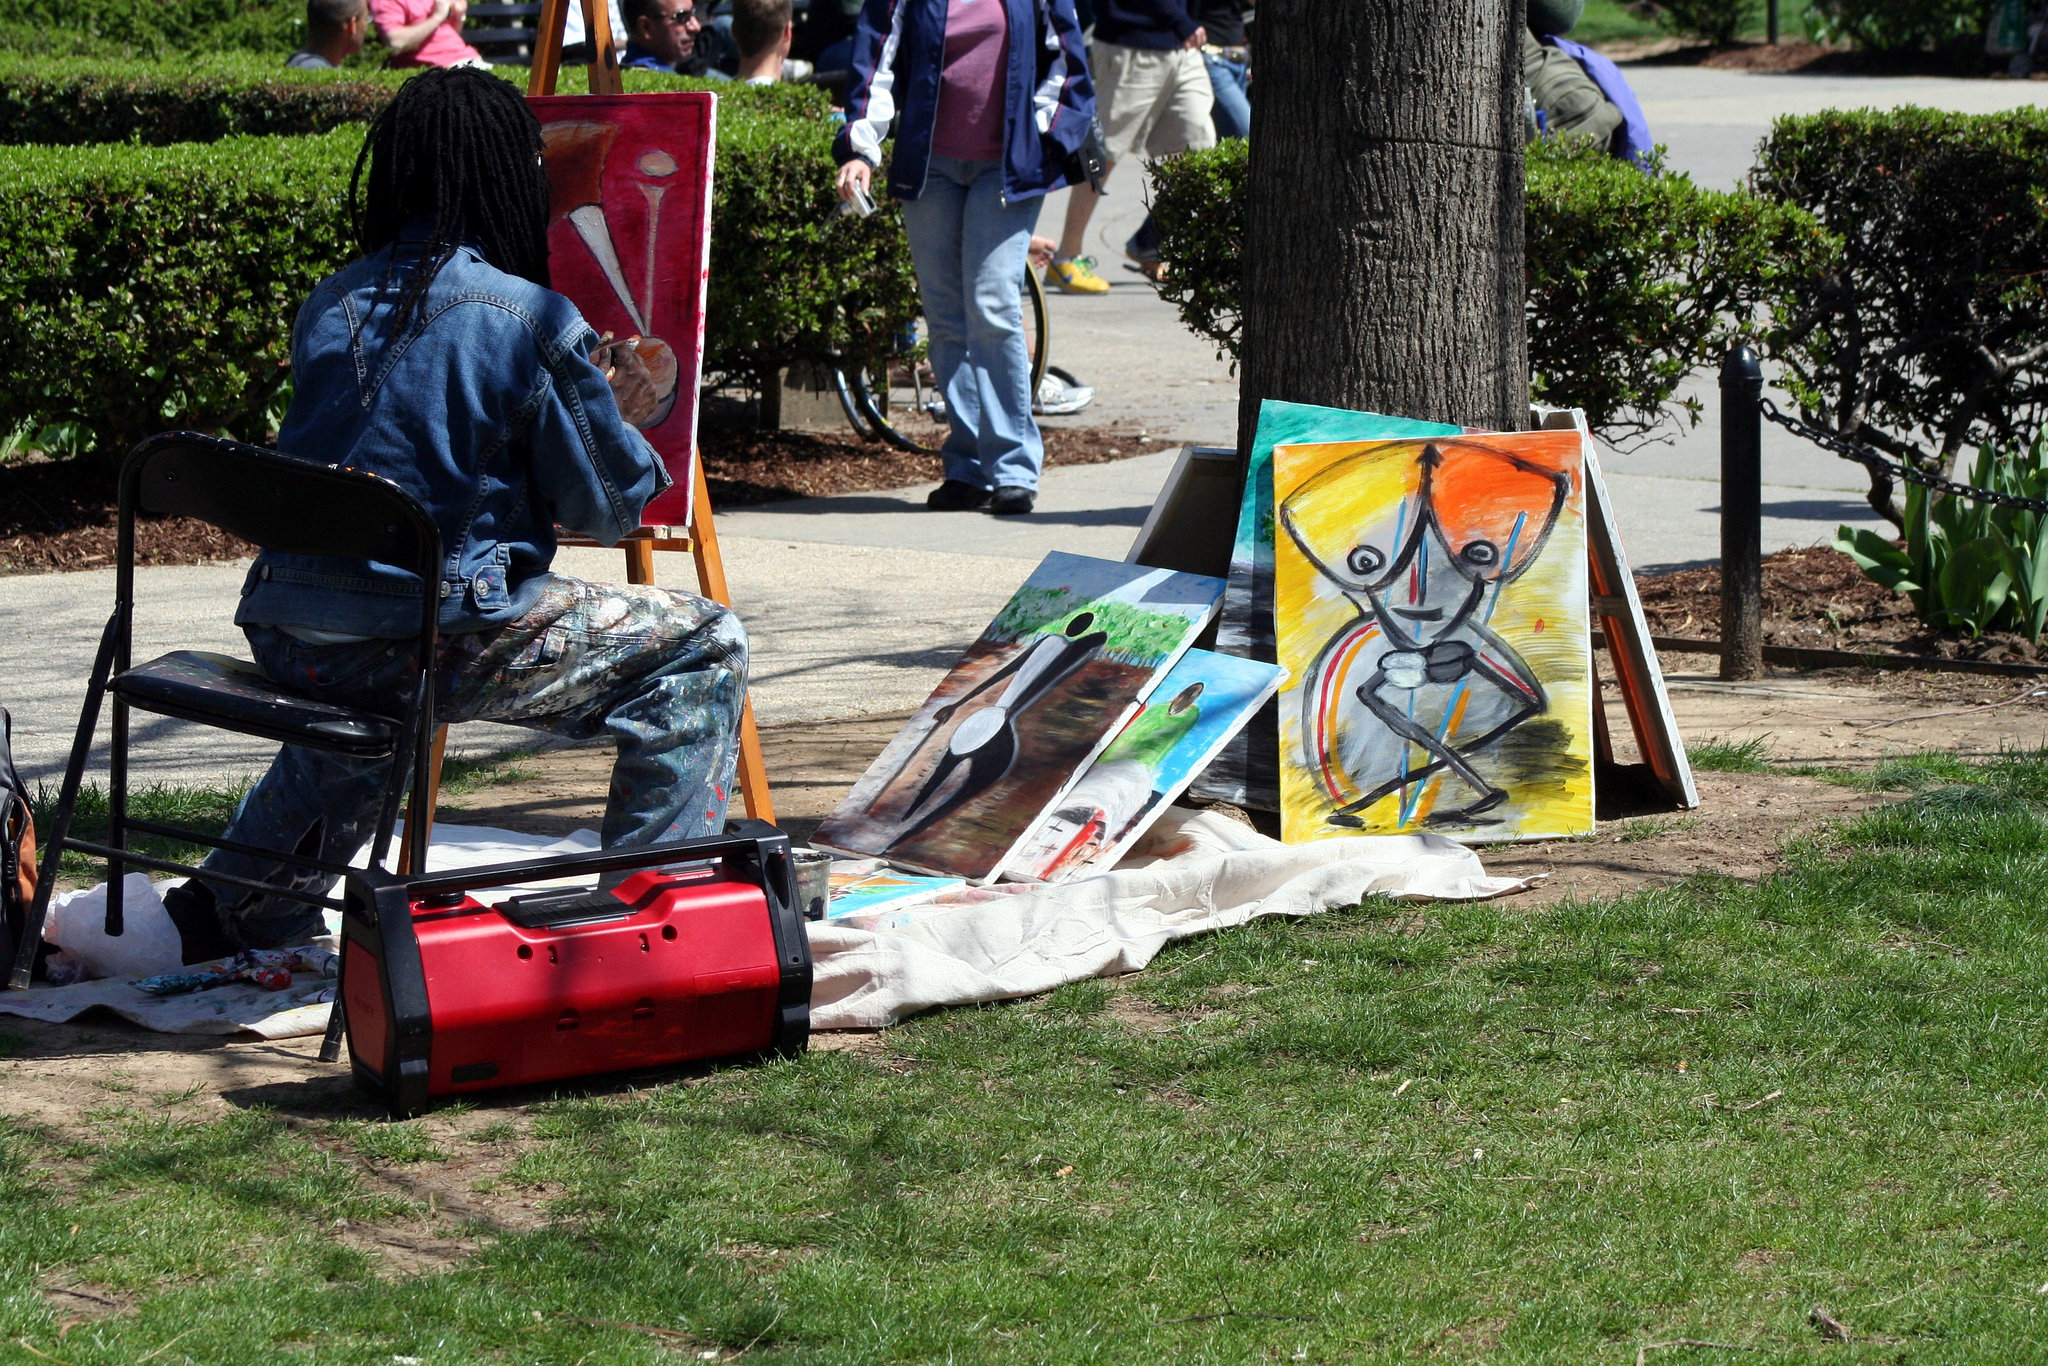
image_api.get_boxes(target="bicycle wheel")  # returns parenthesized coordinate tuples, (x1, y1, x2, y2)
(841, 266, 1052, 455)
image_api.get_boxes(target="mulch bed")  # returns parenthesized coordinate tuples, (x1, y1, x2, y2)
(1635, 543, 2048, 665)
(1626, 38, 2028, 77)
(0, 424, 1161, 576)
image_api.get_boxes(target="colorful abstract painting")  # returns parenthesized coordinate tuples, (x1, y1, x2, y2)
(1273, 433, 1593, 843)
(1193, 401, 1461, 811)
(1008, 648, 1284, 883)
(531, 92, 715, 527)
(813, 552, 1225, 882)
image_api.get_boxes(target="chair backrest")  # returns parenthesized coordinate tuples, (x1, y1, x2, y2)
(120, 432, 441, 581)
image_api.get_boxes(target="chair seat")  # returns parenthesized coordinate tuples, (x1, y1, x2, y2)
(110, 651, 403, 757)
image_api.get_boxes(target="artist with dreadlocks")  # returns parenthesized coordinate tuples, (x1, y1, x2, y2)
(159, 68, 748, 962)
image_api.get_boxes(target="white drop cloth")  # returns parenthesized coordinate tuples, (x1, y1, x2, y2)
(807, 808, 1528, 1029)
(0, 813, 1527, 1039)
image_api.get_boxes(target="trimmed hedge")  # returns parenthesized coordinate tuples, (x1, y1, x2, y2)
(1754, 107, 2048, 486)
(1149, 137, 1835, 440)
(0, 0, 302, 58)
(0, 55, 831, 146)
(0, 85, 917, 459)
(0, 130, 352, 461)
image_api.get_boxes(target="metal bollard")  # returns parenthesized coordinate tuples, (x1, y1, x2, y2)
(1768, 0, 1780, 43)
(1720, 345, 1765, 681)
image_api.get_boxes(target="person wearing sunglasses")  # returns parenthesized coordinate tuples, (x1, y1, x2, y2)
(621, 0, 739, 77)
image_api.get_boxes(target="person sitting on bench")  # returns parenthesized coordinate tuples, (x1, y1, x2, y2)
(162, 67, 748, 962)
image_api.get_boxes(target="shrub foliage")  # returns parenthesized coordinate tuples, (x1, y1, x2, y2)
(1150, 136, 1833, 441)
(0, 69, 917, 461)
(0, 0, 303, 57)
(1635, 0, 1756, 45)
(1754, 107, 2048, 514)
(1806, 0, 1987, 51)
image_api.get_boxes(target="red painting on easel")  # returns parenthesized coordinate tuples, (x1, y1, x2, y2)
(530, 91, 714, 527)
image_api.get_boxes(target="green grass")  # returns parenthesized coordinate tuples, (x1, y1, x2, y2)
(1687, 734, 1776, 772)
(30, 779, 249, 882)
(6, 752, 2048, 1360)
(1575, 0, 1820, 47)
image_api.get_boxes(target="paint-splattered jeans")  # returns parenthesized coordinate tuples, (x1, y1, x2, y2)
(195, 576, 748, 948)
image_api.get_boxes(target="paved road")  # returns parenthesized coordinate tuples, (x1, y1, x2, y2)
(6, 66, 2039, 787)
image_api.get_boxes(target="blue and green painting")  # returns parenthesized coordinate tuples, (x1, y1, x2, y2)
(1009, 648, 1284, 883)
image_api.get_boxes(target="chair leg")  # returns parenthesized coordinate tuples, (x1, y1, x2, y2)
(9, 613, 121, 988)
(317, 990, 347, 1063)
(105, 695, 128, 937)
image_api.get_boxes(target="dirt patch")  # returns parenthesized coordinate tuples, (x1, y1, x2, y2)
(1635, 545, 2048, 666)
(0, 425, 1159, 575)
(1620, 38, 2008, 75)
(1104, 991, 1189, 1035)
(1483, 767, 1872, 905)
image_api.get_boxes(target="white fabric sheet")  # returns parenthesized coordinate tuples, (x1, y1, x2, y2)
(0, 814, 1526, 1039)
(807, 808, 1528, 1029)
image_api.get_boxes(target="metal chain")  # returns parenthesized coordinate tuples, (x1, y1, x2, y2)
(1758, 398, 2048, 516)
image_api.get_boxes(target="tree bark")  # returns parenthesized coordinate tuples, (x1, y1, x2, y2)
(1237, 0, 1529, 451)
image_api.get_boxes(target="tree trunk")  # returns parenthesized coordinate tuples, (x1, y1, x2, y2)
(1237, 0, 1529, 451)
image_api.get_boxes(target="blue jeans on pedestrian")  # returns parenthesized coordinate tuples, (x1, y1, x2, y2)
(1204, 53, 1251, 141)
(195, 576, 747, 948)
(899, 155, 1045, 492)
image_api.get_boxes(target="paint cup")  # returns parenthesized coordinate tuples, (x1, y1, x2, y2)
(791, 848, 832, 922)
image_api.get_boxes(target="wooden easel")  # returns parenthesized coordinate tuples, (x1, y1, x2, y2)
(399, 2, 773, 868)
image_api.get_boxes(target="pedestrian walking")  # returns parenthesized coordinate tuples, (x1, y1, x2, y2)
(835, 0, 1096, 517)
(1046, 0, 1214, 295)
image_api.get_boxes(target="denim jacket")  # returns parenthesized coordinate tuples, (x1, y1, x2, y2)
(238, 242, 666, 638)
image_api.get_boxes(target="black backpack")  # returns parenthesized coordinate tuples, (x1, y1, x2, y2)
(0, 708, 38, 973)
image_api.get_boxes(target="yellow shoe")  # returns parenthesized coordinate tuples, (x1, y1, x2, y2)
(1046, 256, 1110, 295)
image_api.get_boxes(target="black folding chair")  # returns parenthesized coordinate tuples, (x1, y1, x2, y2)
(8, 432, 443, 990)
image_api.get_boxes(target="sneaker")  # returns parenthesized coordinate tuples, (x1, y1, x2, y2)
(1033, 366, 1095, 416)
(926, 479, 989, 511)
(989, 486, 1036, 516)
(1046, 256, 1110, 295)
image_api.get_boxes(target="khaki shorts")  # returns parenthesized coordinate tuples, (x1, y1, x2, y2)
(1089, 41, 1216, 169)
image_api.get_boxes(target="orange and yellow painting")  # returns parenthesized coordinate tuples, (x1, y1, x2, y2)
(1273, 433, 1593, 844)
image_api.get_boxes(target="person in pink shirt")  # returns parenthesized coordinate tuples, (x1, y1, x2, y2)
(368, 0, 488, 67)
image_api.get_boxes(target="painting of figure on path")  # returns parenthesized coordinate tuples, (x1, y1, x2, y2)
(1274, 433, 1593, 843)
(1193, 400, 1459, 811)
(813, 552, 1224, 882)
(1008, 648, 1283, 883)
(532, 92, 715, 526)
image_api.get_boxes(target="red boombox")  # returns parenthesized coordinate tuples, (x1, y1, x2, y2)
(338, 823, 811, 1117)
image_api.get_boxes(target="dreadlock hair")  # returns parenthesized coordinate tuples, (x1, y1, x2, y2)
(350, 67, 552, 337)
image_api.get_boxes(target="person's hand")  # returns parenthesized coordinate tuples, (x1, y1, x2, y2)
(1028, 235, 1056, 271)
(429, 0, 454, 23)
(446, 0, 468, 22)
(837, 158, 873, 205)
(1184, 25, 1206, 48)
(598, 336, 659, 428)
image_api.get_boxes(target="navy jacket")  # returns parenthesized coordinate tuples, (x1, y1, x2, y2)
(242, 241, 665, 637)
(834, 0, 1095, 203)
(1093, 0, 1197, 49)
